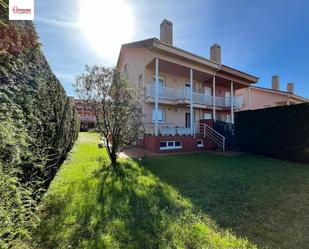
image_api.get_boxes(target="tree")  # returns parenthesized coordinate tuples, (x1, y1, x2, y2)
(75, 65, 144, 165)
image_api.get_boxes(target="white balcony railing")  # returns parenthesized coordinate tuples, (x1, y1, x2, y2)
(147, 84, 244, 109)
(144, 123, 191, 136)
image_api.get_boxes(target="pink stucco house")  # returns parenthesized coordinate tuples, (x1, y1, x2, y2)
(116, 19, 306, 153)
(236, 75, 308, 110)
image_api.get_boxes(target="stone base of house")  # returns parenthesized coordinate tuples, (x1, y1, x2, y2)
(138, 134, 215, 153)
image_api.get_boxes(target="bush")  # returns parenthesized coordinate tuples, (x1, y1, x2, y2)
(235, 103, 309, 163)
(0, 6, 80, 247)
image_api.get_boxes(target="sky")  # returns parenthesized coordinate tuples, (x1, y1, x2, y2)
(34, 0, 309, 97)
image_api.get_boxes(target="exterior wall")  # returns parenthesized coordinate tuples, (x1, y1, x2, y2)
(145, 68, 232, 97)
(118, 48, 156, 86)
(117, 48, 239, 130)
(143, 135, 212, 153)
(143, 103, 231, 128)
(73, 99, 97, 130)
(237, 87, 307, 110)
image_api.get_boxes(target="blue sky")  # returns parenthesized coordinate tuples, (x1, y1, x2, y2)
(34, 0, 309, 97)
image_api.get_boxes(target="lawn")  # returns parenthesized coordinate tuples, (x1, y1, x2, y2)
(34, 132, 255, 249)
(34, 132, 309, 249)
(143, 152, 309, 249)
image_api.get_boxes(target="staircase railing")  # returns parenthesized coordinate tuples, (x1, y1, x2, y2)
(195, 123, 226, 152)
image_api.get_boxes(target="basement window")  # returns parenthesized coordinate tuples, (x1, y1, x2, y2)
(197, 139, 204, 148)
(160, 141, 182, 150)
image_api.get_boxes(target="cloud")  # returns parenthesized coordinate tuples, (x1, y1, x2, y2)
(35, 16, 79, 29)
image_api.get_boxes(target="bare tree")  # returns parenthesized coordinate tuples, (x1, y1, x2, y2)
(75, 65, 143, 165)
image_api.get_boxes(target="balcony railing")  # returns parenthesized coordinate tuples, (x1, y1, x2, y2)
(144, 123, 191, 136)
(146, 84, 243, 109)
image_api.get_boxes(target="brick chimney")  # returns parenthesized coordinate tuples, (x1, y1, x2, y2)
(272, 75, 280, 90)
(287, 82, 294, 94)
(210, 44, 221, 64)
(160, 19, 173, 45)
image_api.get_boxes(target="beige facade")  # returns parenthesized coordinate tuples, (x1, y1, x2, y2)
(236, 85, 308, 111)
(116, 20, 259, 136)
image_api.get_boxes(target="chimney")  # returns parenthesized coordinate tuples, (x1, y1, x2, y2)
(287, 82, 294, 94)
(160, 19, 173, 45)
(272, 75, 280, 90)
(210, 44, 221, 64)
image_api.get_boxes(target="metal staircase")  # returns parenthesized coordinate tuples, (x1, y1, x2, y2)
(195, 123, 226, 152)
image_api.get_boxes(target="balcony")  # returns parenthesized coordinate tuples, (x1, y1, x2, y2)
(146, 84, 244, 109)
(144, 123, 191, 136)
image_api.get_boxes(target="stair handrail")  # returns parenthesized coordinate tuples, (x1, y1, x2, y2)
(203, 123, 226, 152)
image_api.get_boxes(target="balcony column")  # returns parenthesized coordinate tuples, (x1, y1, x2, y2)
(230, 81, 234, 124)
(155, 58, 159, 136)
(212, 73, 216, 120)
(190, 68, 194, 136)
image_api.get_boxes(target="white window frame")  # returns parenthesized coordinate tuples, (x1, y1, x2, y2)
(197, 139, 204, 148)
(225, 114, 231, 123)
(152, 108, 164, 123)
(160, 140, 182, 150)
(204, 86, 212, 96)
(204, 113, 212, 120)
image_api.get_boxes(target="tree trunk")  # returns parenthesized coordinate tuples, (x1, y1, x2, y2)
(110, 152, 117, 165)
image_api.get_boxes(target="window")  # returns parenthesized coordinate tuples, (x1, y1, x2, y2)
(204, 86, 212, 96)
(160, 141, 167, 148)
(153, 76, 165, 95)
(138, 74, 143, 88)
(175, 141, 181, 147)
(197, 139, 204, 148)
(124, 63, 128, 77)
(152, 108, 164, 122)
(204, 113, 212, 120)
(160, 141, 182, 150)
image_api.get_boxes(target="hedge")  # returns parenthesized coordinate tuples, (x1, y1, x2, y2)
(0, 5, 80, 247)
(235, 103, 309, 163)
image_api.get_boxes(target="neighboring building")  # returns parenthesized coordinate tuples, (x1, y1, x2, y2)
(116, 19, 258, 153)
(73, 99, 97, 130)
(236, 75, 308, 110)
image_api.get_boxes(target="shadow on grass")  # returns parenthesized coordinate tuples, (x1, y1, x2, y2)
(35, 157, 255, 249)
(142, 153, 309, 249)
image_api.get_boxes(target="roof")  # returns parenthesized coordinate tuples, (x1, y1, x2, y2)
(117, 38, 259, 83)
(250, 85, 308, 102)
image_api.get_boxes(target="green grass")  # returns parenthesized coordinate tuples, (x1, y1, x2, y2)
(35, 132, 256, 249)
(142, 152, 309, 249)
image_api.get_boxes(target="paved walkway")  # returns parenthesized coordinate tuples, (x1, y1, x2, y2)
(119, 146, 246, 159)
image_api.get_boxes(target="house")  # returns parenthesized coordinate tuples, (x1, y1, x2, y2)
(236, 75, 308, 110)
(116, 19, 258, 153)
(73, 99, 97, 130)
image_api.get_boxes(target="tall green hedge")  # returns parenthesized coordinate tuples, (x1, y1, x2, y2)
(235, 103, 309, 163)
(0, 6, 79, 247)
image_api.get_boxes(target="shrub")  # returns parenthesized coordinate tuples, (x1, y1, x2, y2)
(0, 6, 80, 247)
(235, 103, 309, 163)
